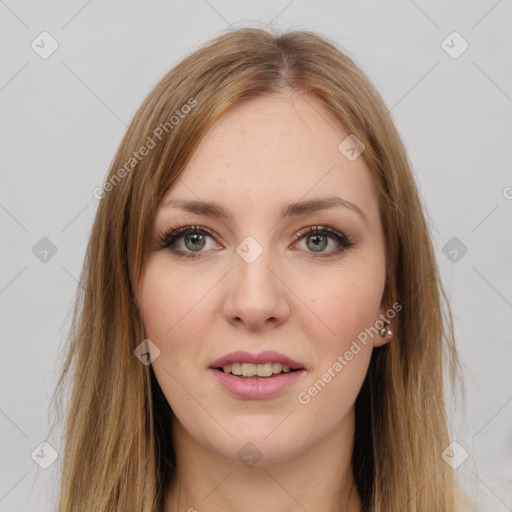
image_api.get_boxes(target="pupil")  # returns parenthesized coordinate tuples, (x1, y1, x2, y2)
(308, 234, 327, 252)
(185, 234, 205, 251)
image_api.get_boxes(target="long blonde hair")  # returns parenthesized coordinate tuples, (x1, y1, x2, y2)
(52, 27, 466, 511)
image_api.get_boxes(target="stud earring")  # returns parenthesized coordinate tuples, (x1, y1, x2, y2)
(379, 319, 392, 339)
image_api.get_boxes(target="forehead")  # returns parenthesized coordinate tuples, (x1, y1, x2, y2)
(161, 93, 380, 225)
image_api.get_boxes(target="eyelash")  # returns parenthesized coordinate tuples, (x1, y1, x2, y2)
(158, 225, 354, 259)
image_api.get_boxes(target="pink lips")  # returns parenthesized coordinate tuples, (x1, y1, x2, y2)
(210, 368, 305, 399)
(209, 350, 306, 399)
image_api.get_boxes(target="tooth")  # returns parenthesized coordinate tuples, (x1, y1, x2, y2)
(241, 363, 257, 376)
(231, 363, 242, 375)
(224, 362, 296, 377)
(256, 363, 273, 377)
(272, 363, 283, 373)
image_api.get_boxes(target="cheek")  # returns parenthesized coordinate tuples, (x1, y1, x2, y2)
(138, 258, 216, 417)
(294, 257, 384, 404)
(297, 260, 385, 352)
(138, 256, 213, 342)
(137, 257, 217, 384)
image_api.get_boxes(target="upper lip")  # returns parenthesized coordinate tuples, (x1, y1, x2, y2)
(210, 350, 305, 370)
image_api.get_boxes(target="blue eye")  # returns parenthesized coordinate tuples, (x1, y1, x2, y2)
(159, 225, 217, 258)
(159, 225, 354, 259)
(293, 226, 354, 257)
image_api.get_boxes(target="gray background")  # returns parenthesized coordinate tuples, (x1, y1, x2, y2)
(1, 1, 511, 510)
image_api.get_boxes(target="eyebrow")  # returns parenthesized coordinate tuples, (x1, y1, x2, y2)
(160, 196, 369, 225)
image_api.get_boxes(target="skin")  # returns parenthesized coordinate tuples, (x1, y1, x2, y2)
(137, 92, 391, 512)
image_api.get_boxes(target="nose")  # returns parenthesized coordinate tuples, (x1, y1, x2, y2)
(222, 247, 290, 331)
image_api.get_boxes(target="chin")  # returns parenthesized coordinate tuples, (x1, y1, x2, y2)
(206, 421, 308, 467)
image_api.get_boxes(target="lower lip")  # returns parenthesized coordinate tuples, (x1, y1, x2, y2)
(209, 368, 306, 399)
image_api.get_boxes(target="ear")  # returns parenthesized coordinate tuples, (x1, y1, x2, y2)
(373, 304, 393, 348)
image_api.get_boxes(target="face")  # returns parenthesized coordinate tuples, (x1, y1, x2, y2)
(137, 93, 389, 466)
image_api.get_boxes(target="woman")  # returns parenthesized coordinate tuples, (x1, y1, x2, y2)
(52, 27, 471, 511)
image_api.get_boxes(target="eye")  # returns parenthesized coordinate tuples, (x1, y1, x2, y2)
(293, 226, 354, 258)
(159, 225, 219, 259)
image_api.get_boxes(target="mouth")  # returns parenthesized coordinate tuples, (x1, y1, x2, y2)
(209, 350, 306, 379)
(209, 362, 306, 399)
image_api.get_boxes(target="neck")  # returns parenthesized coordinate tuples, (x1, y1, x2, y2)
(164, 409, 362, 512)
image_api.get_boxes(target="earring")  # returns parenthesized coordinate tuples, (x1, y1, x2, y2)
(379, 319, 392, 339)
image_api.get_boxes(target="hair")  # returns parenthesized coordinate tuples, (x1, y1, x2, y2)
(51, 27, 469, 511)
